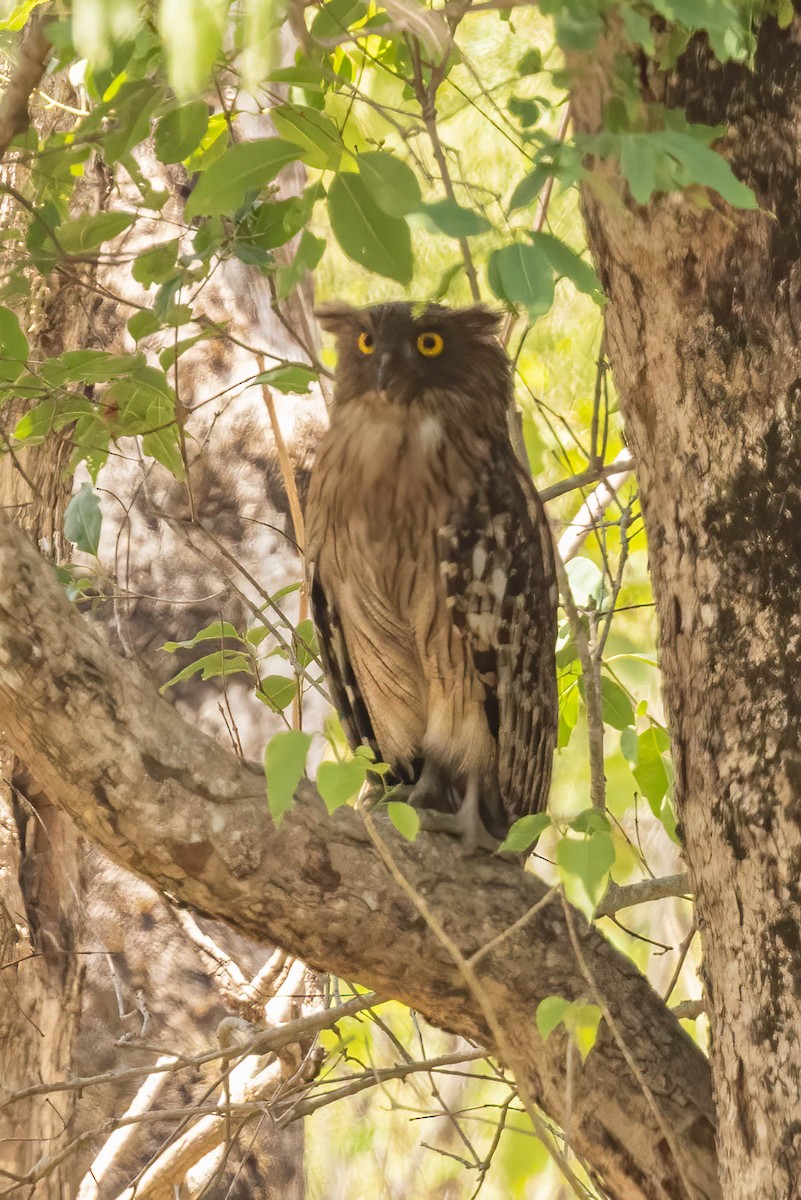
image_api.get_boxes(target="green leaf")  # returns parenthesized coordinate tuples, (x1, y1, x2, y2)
(142, 393, 185, 480)
(159, 0, 227, 97)
(293, 617, 319, 668)
(498, 812, 551, 854)
(387, 801, 420, 841)
(128, 310, 162, 341)
(317, 757, 369, 812)
(184, 139, 301, 219)
(656, 130, 757, 210)
(569, 808, 610, 835)
(565, 1003, 602, 1060)
(40, 350, 145, 386)
(14, 396, 94, 443)
(155, 100, 210, 163)
(600, 676, 635, 731)
(536, 995, 570, 1040)
(69, 413, 110, 482)
(632, 726, 670, 815)
(565, 556, 606, 609)
(163, 620, 242, 652)
(558, 679, 580, 749)
(488, 242, 554, 319)
(161, 650, 252, 690)
(275, 230, 326, 301)
(417, 199, 491, 238)
(358, 151, 422, 218)
(556, 830, 615, 914)
(257, 674, 298, 713)
(620, 726, 639, 763)
(57, 210, 136, 254)
(132, 240, 180, 288)
(517, 47, 542, 74)
(328, 172, 412, 284)
(531, 232, 604, 302)
(0, 306, 28, 381)
(509, 164, 551, 212)
(64, 482, 102, 555)
(264, 729, 312, 826)
(254, 364, 318, 394)
(509, 96, 540, 128)
(310, 0, 368, 40)
(271, 104, 343, 170)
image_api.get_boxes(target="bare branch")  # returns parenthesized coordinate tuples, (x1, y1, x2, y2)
(595, 873, 692, 918)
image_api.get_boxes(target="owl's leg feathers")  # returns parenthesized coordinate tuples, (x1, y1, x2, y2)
(416, 774, 500, 853)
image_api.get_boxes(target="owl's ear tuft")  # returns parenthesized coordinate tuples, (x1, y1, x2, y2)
(456, 305, 504, 340)
(315, 301, 360, 336)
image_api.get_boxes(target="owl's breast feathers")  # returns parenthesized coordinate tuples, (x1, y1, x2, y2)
(305, 394, 558, 831)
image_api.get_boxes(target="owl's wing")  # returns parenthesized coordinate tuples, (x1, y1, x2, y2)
(308, 567, 382, 758)
(438, 452, 558, 825)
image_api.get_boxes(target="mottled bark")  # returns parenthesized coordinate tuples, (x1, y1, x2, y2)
(572, 15, 801, 1199)
(0, 513, 719, 1200)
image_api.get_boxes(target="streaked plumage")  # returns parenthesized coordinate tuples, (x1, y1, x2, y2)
(305, 300, 557, 846)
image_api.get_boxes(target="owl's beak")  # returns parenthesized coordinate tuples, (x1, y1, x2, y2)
(374, 352, 392, 391)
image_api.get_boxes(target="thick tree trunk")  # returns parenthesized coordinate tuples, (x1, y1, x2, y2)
(573, 16, 801, 1199)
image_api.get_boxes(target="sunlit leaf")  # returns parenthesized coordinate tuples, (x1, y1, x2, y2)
(387, 801, 420, 841)
(488, 242, 554, 319)
(417, 199, 491, 238)
(328, 172, 412, 284)
(317, 757, 369, 811)
(272, 104, 343, 170)
(155, 101, 210, 163)
(358, 151, 422, 218)
(56, 211, 136, 254)
(264, 729, 312, 826)
(498, 812, 551, 854)
(184, 139, 301, 219)
(536, 994, 570, 1040)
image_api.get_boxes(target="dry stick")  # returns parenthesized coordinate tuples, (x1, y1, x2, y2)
(274, 1048, 487, 1125)
(556, 450, 633, 563)
(256, 354, 310, 729)
(663, 921, 698, 1006)
(75, 1056, 178, 1200)
(2, 992, 382, 1109)
(0, 11, 52, 159)
(357, 802, 592, 1200)
(560, 893, 695, 1200)
(554, 546, 606, 811)
(409, 42, 481, 302)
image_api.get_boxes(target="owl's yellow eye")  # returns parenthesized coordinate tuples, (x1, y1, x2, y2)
(416, 332, 444, 357)
(358, 331, 375, 355)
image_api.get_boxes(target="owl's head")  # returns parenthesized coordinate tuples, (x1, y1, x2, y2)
(316, 300, 511, 426)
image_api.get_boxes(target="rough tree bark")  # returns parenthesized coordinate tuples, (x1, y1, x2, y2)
(0, 513, 719, 1200)
(572, 14, 801, 1200)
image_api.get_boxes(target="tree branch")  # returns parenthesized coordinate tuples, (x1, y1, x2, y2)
(0, 514, 719, 1200)
(0, 12, 52, 160)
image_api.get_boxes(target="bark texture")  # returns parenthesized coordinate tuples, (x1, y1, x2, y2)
(572, 15, 801, 1199)
(0, 512, 719, 1200)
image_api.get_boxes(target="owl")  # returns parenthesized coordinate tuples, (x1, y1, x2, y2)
(305, 300, 558, 849)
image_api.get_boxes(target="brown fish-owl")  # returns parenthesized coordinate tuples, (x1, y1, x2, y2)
(305, 301, 558, 849)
